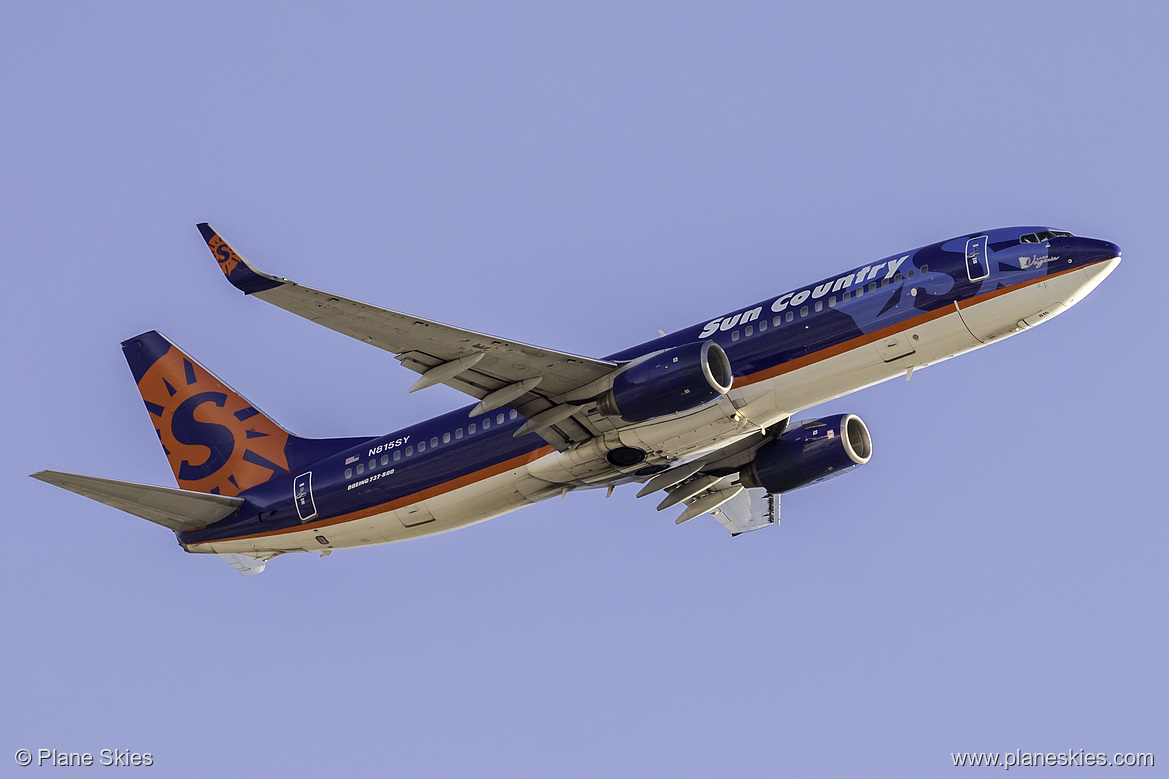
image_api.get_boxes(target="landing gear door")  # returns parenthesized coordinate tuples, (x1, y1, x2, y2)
(965, 235, 990, 281)
(294, 472, 318, 522)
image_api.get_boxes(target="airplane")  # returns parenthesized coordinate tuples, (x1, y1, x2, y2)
(32, 225, 1120, 574)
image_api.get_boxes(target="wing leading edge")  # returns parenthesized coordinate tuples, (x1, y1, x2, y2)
(198, 224, 616, 447)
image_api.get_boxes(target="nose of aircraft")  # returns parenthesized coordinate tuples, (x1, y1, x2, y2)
(1050, 236, 1121, 268)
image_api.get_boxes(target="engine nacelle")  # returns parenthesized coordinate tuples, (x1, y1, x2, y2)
(740, 414, 872, 494)
(597, 341, 733, 423)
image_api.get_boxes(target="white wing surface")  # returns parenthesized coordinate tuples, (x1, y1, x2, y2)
(199, 224, 616, 447)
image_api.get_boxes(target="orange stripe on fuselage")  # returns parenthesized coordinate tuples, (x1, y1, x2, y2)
(200, 445, 556, 544)
(201, 259, 1109, 545)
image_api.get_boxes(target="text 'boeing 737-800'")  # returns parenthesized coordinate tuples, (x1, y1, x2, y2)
(32, 225, 1120, 573)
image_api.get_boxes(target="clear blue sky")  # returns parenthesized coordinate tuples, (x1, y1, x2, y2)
(3, 2, 1164, 776)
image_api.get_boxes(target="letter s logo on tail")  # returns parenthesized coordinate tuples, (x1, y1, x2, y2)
(170, 392, 235, 481)
(122, 331, 291, 496)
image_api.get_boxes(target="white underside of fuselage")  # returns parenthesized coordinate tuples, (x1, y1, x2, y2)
(193, 259, 1117, 558)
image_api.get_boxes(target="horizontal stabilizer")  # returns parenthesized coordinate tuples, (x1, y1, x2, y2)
(31, 470, 243, 532)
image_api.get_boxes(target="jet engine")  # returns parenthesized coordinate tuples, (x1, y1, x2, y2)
(597, 341, 734, 423)
(740, 414, 872, 493)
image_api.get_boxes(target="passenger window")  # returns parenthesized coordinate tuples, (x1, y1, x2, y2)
(814, 301, 823, 312)
(773, 316, 782, 327)
(785, 311, 794, 323)
(381, 454, 389, 466)
(368, 460, 375, 470)
(921, 265, 928, 274)
(881, 278, 889, 288)
(907, 269, 915, 279)
(894, 272, 903, 283)
(496, 413, 505, 424)
(430, 436, 438, 448)
(868, 282, 877, 293)
(455, 428, 463, 440)
(443, 432, 451, 444)
(357, 464, 365, 475)
(800, 306, 808, 317)
(510, 409, 518, 420)
(745, 325, 753, 337)
(393, 450, 401, 462)
(345, 467, 353, 479)
(405, 445, 413, 456)
(731, 330, 740, 341)
(469, 423, 476, 434)
(482, 417, 491, 430)
(759, 320, 767, 332)
(855, 286, 863, 298)
(842, 289, 850, 300)
(828, 296, 836, 307)
(418, 440, 426, 452)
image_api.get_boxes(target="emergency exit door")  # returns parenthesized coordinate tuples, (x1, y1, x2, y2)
(965, 235, 990, 281)
(294, 472, 318, 522)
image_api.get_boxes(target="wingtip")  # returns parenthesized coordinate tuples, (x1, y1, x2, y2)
(197, 224, 283, 294)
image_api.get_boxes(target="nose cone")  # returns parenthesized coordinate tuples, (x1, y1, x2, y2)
(1082, 237, 1121, 263)
(1051, 236, 1121, 267)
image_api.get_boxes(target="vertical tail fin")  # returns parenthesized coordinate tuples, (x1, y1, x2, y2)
(121, 331, 369, 496)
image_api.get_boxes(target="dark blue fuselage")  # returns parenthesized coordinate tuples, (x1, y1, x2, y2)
(179, 227, 1118, 546)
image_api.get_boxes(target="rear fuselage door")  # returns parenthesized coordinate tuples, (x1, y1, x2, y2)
(966, 235, 990, 281)
(294, 472, 318, 522)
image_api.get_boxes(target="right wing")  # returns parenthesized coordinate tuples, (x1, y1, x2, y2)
(198, 224, 617, 447)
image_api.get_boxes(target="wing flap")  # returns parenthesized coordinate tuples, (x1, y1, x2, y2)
(711, 487, 779, 535)
(31, 471, 244, 532)
(218, 553, 267, 575)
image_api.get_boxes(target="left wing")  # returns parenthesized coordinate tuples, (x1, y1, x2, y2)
(198, 224, 617, 447)
(31, 471, 243, 531)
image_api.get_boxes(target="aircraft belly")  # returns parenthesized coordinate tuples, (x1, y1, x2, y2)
(423, 470, 548, 531)
(956, 268, 1100, 343)
(762, 307, 981, 414)
(193, 468, 546, 557)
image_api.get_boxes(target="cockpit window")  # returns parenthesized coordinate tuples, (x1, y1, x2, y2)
(1021, 230, 1075, 243)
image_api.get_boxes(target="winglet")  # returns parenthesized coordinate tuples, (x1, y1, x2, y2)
(197, 223, 284, 294)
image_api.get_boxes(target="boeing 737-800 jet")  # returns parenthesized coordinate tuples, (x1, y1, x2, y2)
(33, 225, 1120, 573)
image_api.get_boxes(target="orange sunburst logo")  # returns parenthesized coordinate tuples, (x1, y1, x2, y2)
(207, 234, 241, 277)
(137, 346, 290, 496)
